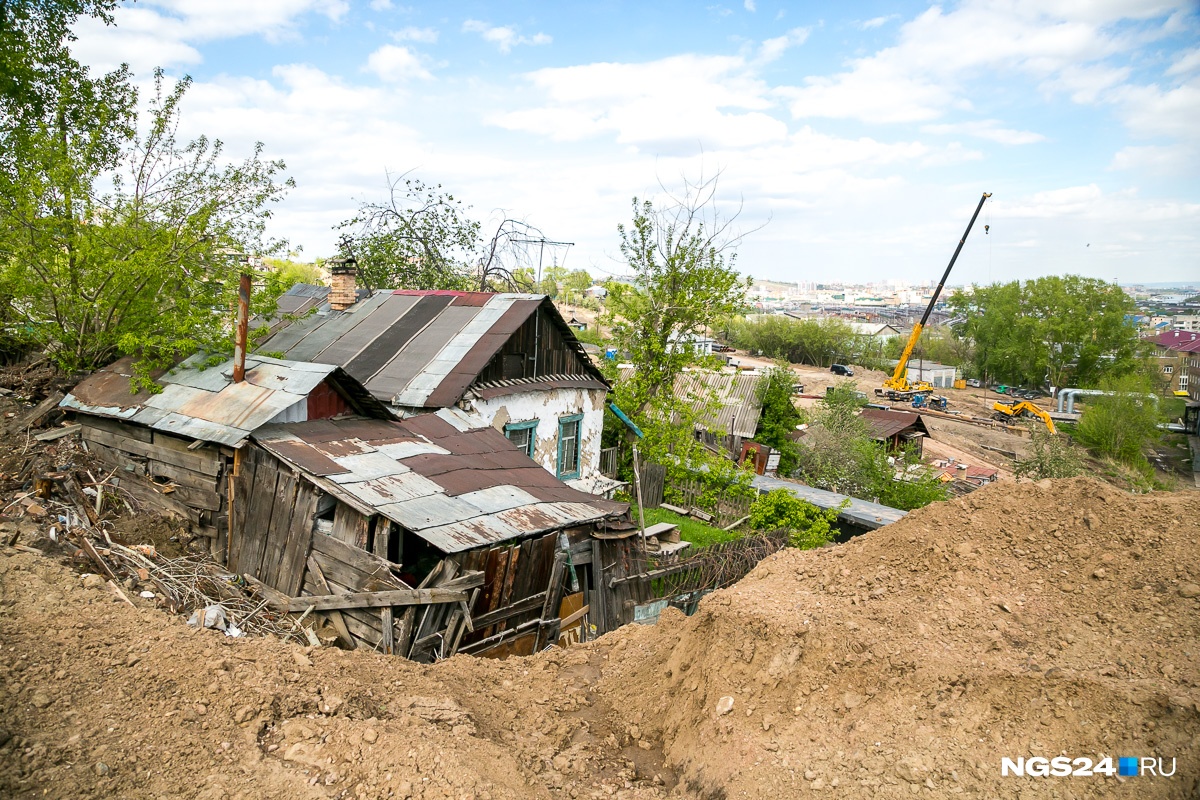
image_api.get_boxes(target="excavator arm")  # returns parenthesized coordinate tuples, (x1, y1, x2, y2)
(993, 401, 1056, 435)
(879, 191, 991, 397)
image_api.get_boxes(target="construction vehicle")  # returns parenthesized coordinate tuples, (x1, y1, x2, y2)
(992, 400, 1056, 434)
(876, 191, 991, 401)
(912, 394, 948, 411)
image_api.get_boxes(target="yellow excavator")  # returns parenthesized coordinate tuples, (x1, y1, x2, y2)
(992, 400, 1056, 434)
(877, 192, 992, 402)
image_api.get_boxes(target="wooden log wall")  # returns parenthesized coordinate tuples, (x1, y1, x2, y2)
(79, 417, 231, 559)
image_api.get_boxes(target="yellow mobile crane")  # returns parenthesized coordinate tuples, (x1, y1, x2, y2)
(876, 192, 992, 402)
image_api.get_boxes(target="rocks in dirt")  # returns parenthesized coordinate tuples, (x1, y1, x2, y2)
(714, 696, 734, 716)
(29, 691, 52, 709)
(291, 650, 313, 668)
(1179, 583, 1200, 599)
(81, 574, 104, 590)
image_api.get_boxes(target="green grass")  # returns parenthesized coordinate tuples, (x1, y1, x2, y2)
(639, 507, 743, 548)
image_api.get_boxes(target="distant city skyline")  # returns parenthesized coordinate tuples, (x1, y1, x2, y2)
(75, 1, 1200, 284)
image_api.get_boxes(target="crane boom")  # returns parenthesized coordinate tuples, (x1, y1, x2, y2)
(879, 191, 992, 398)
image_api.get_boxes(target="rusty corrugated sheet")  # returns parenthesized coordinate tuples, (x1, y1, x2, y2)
(618, 367, 763, 439)
(62, 355, 394, 448)
(251, 414, 627, 554)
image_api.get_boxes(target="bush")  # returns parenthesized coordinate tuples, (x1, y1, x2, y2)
(1074, 374, 1159, 470)
(1013, 429, 1086, 480)
(748, 489, 841, 549)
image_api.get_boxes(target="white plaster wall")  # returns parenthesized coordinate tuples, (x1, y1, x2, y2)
(467, 387, 606, 479)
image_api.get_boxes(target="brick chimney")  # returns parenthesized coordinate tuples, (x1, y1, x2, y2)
(328, 256, 357, 311)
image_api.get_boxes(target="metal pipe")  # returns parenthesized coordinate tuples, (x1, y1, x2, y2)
(1057, 387, 1159, 414)
(232, 272, 251, 383)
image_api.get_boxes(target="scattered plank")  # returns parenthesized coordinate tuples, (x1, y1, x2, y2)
(34, 424, 80, 442)
(283, 588, 468, 613)
(660, 502, 689, 515)
(15, 391, 64, 430)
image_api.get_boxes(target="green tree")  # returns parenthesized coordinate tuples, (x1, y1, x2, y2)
(1074, 374, 1160, 469)
(754, 364, 803, 476)
(792, 385, 947, 510)
(729, 315, 888, 370)
(563, 269, 593, 297)
(949, 276, 1141, 388)
(0, 70, 293, 385)
(748, 489, 840, 549)
(604, 176, 756, 511)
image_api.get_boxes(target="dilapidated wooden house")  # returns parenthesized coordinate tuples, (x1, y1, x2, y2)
(62, 353, 636, 659)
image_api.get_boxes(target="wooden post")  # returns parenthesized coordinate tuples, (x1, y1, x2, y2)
(536, 547, 567, 651)
(232, 273, 251, 383)
(380, 607, 395, 655)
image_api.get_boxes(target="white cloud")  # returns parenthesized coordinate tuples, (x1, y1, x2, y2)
(392, 26, 438, 43)
(462, 19, 552, 54)
(1111, 143, 1198, 174)
(757, 27, 810, 64)
(1111, 79, 1200, 140)
(365, 44, 433, 82)
(779, 2, 1184, 124)
(492, 55, 788, 149)
(744, 0, 756, 12)
(858, 15, 897, 30)
(1166, 47, 1200, 76)
(921, 120, 1046, 145)
(369, 0, 392, 9)
(72, 0, 351, 72)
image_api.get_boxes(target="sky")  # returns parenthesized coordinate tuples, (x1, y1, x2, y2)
(72, 0, 1200, 287)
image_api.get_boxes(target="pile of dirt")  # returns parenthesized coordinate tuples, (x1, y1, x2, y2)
(599, 477, 1200, 798)
(2, 477, 1197, 799)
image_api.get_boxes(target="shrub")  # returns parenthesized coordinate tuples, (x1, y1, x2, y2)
(748, 489, 841, 549)
(1013, 429, 1085, 480)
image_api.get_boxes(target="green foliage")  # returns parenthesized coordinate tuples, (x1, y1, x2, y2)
(263, 257, 323, 290)
(640, 507, 740, 548)
(603, 178, 754, 512)
(728, 315, 890, 370)
(754, 363, 803, 476)
(949, 276, 1142, 388)
(0, 67, 292, 384)
(883, 325, 973, 370)
(1013, 429, 1086, 480)
(792, 389, 948, 510)
(748, 489, 840, 549)
(562, 269, 593, 298)
(336, 178, 479, 292)
(1074, 374, 1160, 470)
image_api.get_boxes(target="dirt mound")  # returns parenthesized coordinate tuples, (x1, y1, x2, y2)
(2, 477, 1197, 799)
(597, 477, 1200, 798)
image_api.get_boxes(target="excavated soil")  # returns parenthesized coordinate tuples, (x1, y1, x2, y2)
(2, 477, 1198, 799)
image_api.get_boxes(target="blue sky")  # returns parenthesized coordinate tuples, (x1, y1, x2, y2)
(73, 1, 1200, 286)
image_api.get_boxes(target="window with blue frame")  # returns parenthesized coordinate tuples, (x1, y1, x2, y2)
(504, 420, 538, 459)
(557, 414, 583, 479)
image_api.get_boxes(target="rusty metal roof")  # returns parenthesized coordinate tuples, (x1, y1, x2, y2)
(617, 367, 763, 438)
(858, 407, 929, 441)
(62, 354, 393, 448)
(253, 409, 628, 553)
(260, 287, 607, 409)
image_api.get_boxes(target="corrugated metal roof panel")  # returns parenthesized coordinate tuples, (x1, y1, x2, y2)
(288, 292, 391, 362)
(374, 440, 450, 459)
(319, 293, 418, 370)
(393, 296, 517, 407)
(618, 367, 763, 438)
(248, 414, 628, 553)
(375, 305, 480, 402)
(326, 451, 410, 482)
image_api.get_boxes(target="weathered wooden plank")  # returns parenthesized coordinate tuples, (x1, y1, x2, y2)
(330, 502, 360, 545)
(372, 518, 390, 561)
(259, 469, 299, 589)
(81, 426, 222, 476)
(242, 573, 291, 611)
(111, 473, 201, 522)
(310, 531, 407, 587)
(152, 479, 222, 511)
(303, 554, 355, 649)
(237, 451, 280, 578)
(78, 415, 152, 442)
(227, 449, 256, 571)
(380, 607, 395, 655)
(151, 430, 213, 455)
(536, 548, 568, 651)
(277, 481, 319, 597)
(469, 591, 547, 629)
(352, 514, 371, 552)
(145, 458, 221, 492)
(284, 587, 468, 613)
